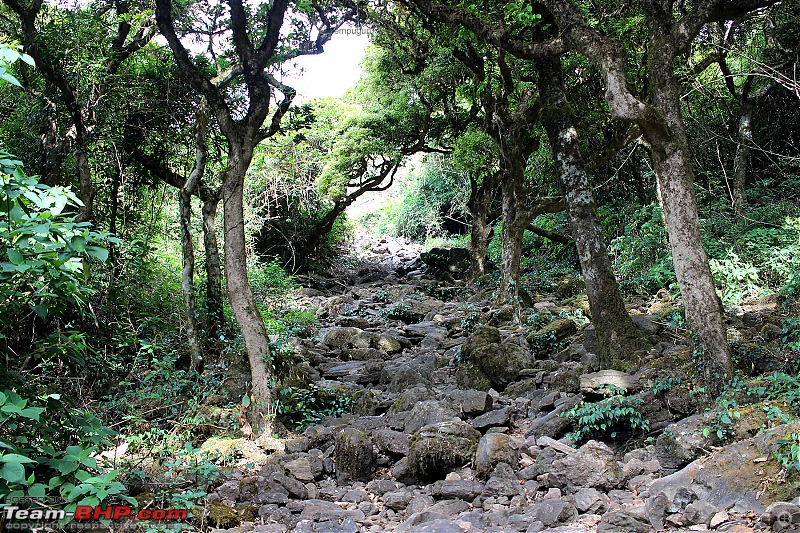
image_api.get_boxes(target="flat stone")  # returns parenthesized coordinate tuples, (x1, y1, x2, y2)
(433, 480, 485, 500)
(580, 370, 640, 394)
(472, 407, 511, 429)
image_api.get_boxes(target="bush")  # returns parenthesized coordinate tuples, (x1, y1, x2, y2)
(274, 385, 352, 430)
(0, 390, 134, 518)
(564, 386, 650, 445)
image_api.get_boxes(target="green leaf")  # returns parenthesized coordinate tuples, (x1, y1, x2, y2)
(28, 484, 47, 497)
(84, 246, 108, 262)
(7, 249, 24, 265)
(1, 461, 26, 483)
(70, 235, 86, 252)
(0, 453, 36, 464)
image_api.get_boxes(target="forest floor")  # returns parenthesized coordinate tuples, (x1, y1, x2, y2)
(135, 234, 800, 533)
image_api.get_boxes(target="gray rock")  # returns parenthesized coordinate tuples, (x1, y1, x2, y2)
(483, 462, 524, 498)
(269, 472, 308, 499)
(529, 499, 578, 527)
(631, 314, 664, 335)
(408, 421, 481, 480)
(447, 389, 493, 416)
(299, 499, 365, 522)
(460, 326, 536, 389)
(216, 480, 240, 502)
(761, 502, 800, 528)
(404, 399, 459, 434)
(683, 500, 719, 525)
(433, 480, 485, 500)
(579, 370, 640, 394)
(550, 440, 623, 490)
(655, 410, 718, 473)
(526, 394, 582, 439)
(475, 432, 520, 477)
(314, 517, 360, 533)
(335, 428, 375, 482)
(381, 354, 436, 392)
(649, 422, 800, 514)
(472, 407, 512, 429)
(383, 490, 413, 510)
(573, 487, 609, 514)
(404, 519, 465, 533)
(373, 429, 409, 455)
(597, 510, 650, 533)
(321, 327, 363, 349)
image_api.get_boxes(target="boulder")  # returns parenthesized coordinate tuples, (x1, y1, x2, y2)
(334, 428, 375, 482)
(579, 370, 640, 394)
(550, 440, 624, 491)
(408, 421, 481, 480)
(381, 354, 436, 392)
(321, 327, 363, 349)
(404, 399, 459, 434)
(447, 389, 493, 416)
(460, 325, 535, 389)
(475, 433, 520, 478)
(655, 410, 718, 473)
(373, 429, 410, 456)
(527, 394, 582, 439)
(529, 499, 579, 527)
(648, 422, 800, 515)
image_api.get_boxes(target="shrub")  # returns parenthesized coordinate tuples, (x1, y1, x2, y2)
(564, 387, 650, 445)
(0, 390, 134, 519)
(274, 385, 352, 430)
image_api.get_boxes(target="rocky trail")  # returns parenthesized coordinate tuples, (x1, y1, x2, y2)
(199, 235, 800, 533)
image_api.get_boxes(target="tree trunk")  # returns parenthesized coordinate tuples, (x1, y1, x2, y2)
(180, 192, 203, 372)
(731, 102, 752, 215)
(648, 43, 732, 386)
(74, 141, 95, 223)
(222, 147, 273, 433)
(499, 167, 527, 304)
(536, 56, 650, 369)
(468, 174, 497, 280)
(202, 194, 224, 341)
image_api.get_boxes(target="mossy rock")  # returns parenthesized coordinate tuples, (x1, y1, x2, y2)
(408, 421, 481, 480)
(531, 318, 578, 342)
(351, 389, 379, 416)
(335, 427, 375, 482)
(554, 274, 586, 298)
(549, 369, 581, 393)
(206, 501, 239, 529)
(455, 362, 492, 391)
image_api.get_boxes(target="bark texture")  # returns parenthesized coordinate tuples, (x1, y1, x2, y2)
(536, 56, 650, 368)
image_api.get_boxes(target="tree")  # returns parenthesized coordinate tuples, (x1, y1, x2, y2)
(2, 0, 155, 222)
(406, 0, 779, 387)
(154, 0, 359, 431)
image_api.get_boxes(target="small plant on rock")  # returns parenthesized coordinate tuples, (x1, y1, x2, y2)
(564, 387, 650, 445)
(377, 302, 413, 321)
(774, 432, 800, 474)
(274, 385, 352, 430)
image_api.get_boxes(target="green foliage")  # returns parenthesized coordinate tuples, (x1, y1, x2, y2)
(650, 376, 682, 397)
(0, 43, 34, 87)
(709, 252, 761, 305)
(564, 387, 650, 445)
(608, 203, 676, 294)
(377, 302, 413, 321)
(274, 385, 352, 430)
(701, 399, 741, 441)
(0, 390, 133, 516)
(460, 304, 483, 334)
(0, 155, 112, 329)
(774, 432, 800, 473)
(363, 155, 470, 241)
(781, 318, 800, 352)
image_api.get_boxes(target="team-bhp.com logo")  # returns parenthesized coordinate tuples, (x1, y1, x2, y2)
(2, 502, 187, 530)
